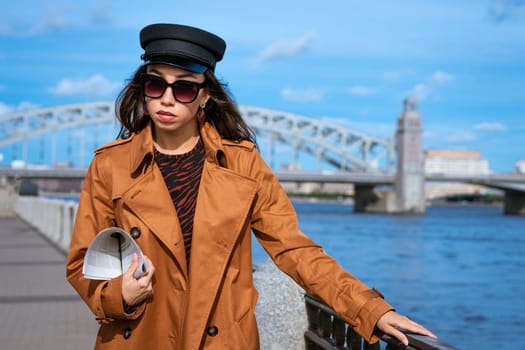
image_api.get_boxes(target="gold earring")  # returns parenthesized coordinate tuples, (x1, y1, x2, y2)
(200, 102, 206, 109)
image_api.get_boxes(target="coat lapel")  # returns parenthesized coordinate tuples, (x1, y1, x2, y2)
(120, 125, 189, 278)
(121, 167, 189, 278)
(184, 161, 258, 347)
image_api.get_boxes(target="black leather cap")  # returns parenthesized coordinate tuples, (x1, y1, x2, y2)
(140, 23, 226, 73)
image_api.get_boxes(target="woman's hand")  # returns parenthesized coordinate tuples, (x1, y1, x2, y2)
(376, 311, 437, 346)
(121, 254, 155, 308)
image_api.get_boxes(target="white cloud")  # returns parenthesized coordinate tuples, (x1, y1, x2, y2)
(432, 71, 454, 85)
(447, 131, 477, 143)
(474, 122, 507, 132)
(0, 17, 69, 38)
(0, 102, 12, 115)
(0, 101, 40, 116)
(358, 109, 370, 117)
(488, 0, 525, 22)
(0, 1, 116, 38)
(381, 69, 415, 81)
(90, 0, 112, 25)
(425, 121, 506, 148)
(16, 102, 40, 111)
(0, 1, 76, 37)
(251, 32, 318, 66)
(0, 24, 14, 36)
(26, 15, 69, 36)
(49, 74, 121, 97)
(409, 70, 455, 101)
(346, 86, 379, 97)
(410, 83, 431, 101)
(281, 88, 324, 103)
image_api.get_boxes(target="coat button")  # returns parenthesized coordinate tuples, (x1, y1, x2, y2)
(130, 227, 141, 239)
(123, 327, 132, 339)
(207, 326, 219, 337)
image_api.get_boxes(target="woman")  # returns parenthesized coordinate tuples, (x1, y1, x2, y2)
(66, 23, 435, 349)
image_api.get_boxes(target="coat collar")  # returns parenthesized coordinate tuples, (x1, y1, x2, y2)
(128, 121, 226, 174)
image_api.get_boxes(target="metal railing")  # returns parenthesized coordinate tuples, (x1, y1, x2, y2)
(304, 294, 458, 350)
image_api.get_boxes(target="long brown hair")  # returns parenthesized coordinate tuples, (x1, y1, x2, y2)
(115, 65, 256, 144)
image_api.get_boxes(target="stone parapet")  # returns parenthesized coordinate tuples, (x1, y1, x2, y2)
(254, 259, 307, 350)
(0, 182, 16, 217)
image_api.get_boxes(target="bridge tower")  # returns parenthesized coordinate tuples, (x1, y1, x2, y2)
(394, 98, 425, 214)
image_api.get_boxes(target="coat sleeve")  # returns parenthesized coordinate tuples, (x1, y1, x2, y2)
(247, 150, 394, 343)
(65, 154, 145, 323)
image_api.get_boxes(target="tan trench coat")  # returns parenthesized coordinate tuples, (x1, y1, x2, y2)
(66, 121, 394, 350)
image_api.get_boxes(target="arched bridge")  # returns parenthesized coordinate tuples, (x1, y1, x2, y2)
(1, 101, 524, 215)
(0, 102, 394, 172)
(238, 106, 393, 172)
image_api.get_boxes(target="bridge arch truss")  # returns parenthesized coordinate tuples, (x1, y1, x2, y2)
(0, 102, 394, 172)
(239, 106, 394, 172)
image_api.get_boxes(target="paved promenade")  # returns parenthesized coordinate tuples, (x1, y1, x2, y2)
(0, 216, 98, 349)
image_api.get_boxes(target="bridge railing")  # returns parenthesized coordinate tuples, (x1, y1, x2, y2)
(15, 196, 77, 253)
(304, 294, 458, 350)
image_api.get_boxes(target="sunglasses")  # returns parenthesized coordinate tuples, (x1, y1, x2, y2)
(141, 74, 205, 103)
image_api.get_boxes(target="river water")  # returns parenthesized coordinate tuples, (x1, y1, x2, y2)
(251, 202, 525, 350)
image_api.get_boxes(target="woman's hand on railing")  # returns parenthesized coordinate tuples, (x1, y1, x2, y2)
(376, 310, 437, 346)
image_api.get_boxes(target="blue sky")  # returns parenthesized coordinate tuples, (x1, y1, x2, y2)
(0, 0, 524, 172)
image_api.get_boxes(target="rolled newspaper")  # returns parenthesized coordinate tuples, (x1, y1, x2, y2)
(82, 227, 149, 280)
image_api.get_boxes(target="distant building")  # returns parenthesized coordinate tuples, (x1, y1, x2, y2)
(424, 149, 495, 200)
(424, 149, 490, 175)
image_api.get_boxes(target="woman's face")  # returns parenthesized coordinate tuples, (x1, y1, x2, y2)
(144, 64, 208, 138)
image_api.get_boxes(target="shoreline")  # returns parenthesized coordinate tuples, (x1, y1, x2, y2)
(39, 192, 504, 209)
(289, 195, 503, 208)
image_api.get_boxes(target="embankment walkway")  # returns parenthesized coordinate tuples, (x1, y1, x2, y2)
(0, 216, 98, 349)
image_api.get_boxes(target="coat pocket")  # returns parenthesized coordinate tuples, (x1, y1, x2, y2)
(233, 306, 259, 350)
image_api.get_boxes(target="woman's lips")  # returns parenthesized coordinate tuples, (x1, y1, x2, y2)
(156, 111, 176, 122)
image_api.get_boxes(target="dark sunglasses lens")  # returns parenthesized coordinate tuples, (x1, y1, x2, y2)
(144, 76, 166, 98)
(173, 81, 200, 103)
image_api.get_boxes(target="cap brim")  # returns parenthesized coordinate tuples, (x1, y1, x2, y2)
(144, 59, 207, 74)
